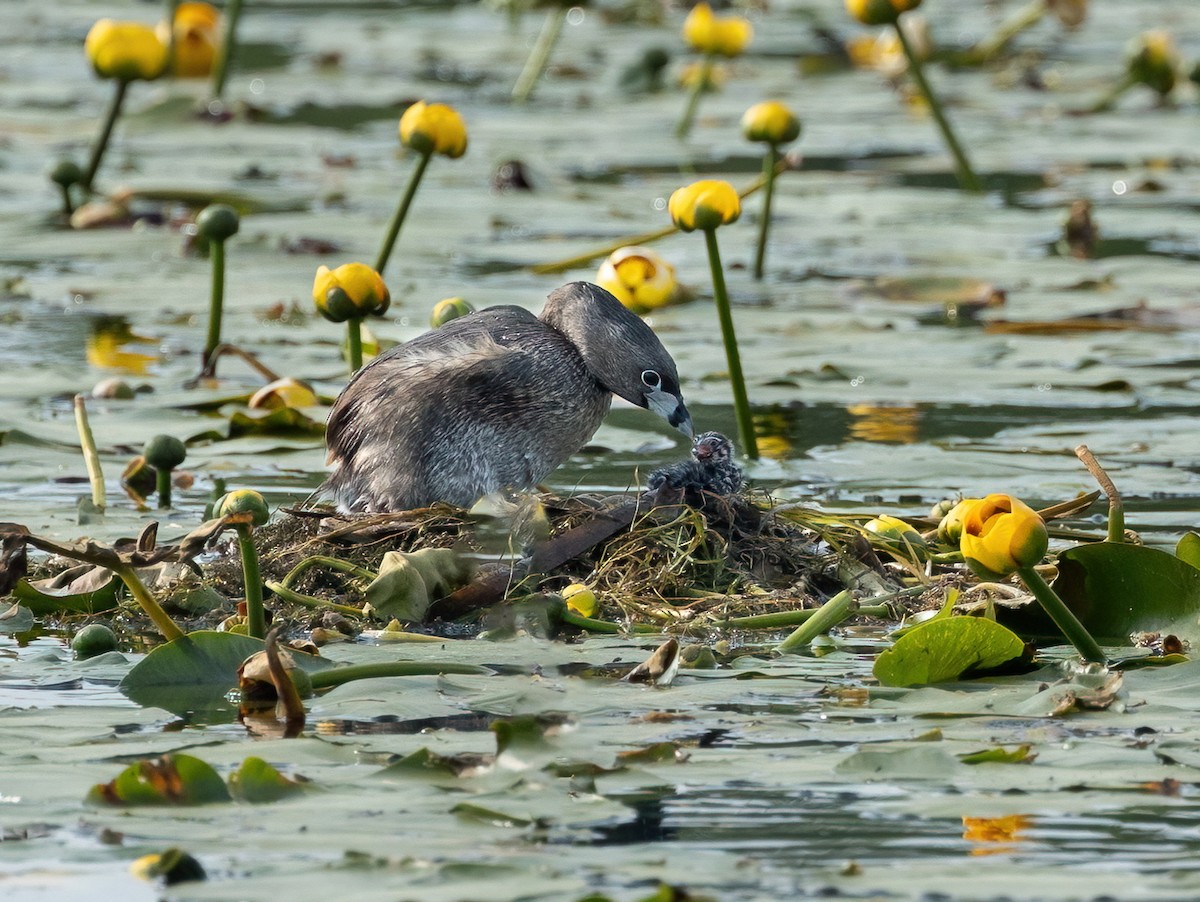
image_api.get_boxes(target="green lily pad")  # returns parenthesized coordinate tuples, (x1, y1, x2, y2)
(1177, 532, 1200, 571)
(120, 630, 332, 717)
(12, 564, 120, 615)
(228, 756, 312, 803)
(1054, 543, 1200, 643)
(958, 744, 1036, 765)
(85, 753, 231, 806)
(874, 617, 1029, 687)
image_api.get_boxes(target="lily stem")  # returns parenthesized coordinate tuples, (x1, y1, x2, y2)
(374, 149, 432, 277)
(308, 660, 492, 690)
(752, 144, 780, 280)
(265, 581, 365, 618)
(1016, 566, 1106, 663)
(346, 317, 363, 373)
(1074, 444, 1124, 543)
(73, 395, 106, 512)
(82, 78, 129, 192)
(203, 239, 226, 369)
(703, 227, 758, 459)
(969, 0, 1046, 63)
(59, 184, 75, 218)
(211, 0, 243, 101)
(715, 601, 892, 631)
(281, 555, 378, 589)
(234, 523, 266, 640)
(155, 467, 174, 509)
(511, 6, 567, 104)
(892, 20, 981, 193)
(114, 564, 185, 642)
(675, 55, 712, 139)
(776, 589, 856, 654)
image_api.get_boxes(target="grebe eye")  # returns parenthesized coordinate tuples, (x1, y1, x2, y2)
(641, 370, 661, 389)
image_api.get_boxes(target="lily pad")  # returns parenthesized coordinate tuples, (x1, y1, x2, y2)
(228, 756, 312, 803)
(1054, 543, 1200, 643)
(85, 753, 231, 806)
(1177, 533, 1200, 572)
(12, 564, 120, 615)
(873, 617, 1029, 687)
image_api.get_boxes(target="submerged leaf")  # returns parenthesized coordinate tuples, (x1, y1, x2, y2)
(86, 753, 231, 806)
(958, 744, 1036, 765)
(874, 617, 1029, 687)
(228, 756, 312, 803)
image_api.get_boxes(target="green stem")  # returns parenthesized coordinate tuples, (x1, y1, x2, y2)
(280, 555, 378, 589)
(59, 184, 75, 218)
(969, 0, 1046, 63)
(530, 161, 785, 275)
(703, 227, 758, 459)
(163, 0, 181, 74)
(1016, 566, 1106, 663)
(203, 239, 226, 368)
(235, 524, 265, 640)
(752, 144, 779, 280)
(559, 608, 661, 634)
(674, 55, 712, 139)
(776, 589, 855, 654)
(82, 78, 130, 192)
(715, 602, 893, 631)
(155, 467, 173, 509)
(346, 318, 363, 373)
(73, 395, 106, 511)
(374, 149, 432, 277)
(511, 6, 568, 103)
(1075, 444, 1125, 543)
(308, 660, 492, 690)
(1090, 75, 1135, 113)
(114, 564, 185, 642)
(893, 21, 982, 193)
(265, 581, 365, 618)
(211, 0, 243, 101)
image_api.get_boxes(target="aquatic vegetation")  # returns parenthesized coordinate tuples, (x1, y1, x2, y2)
(213, 489, 270, 639)
(595, 245, 678, 313)
(311, 262, 390, 372)
(675, 2, 752, 139)
(159, 1, 221, 78)
(142, 434, 187, 509)
(740, 100, 801, 280)
(195, 203, 240, 368)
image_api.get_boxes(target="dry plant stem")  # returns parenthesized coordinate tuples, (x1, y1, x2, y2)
(73, 395, 106, 511)
(192, 343, 282, 384)
(776, 589, 856, 654)
(203, 239, 226, 368)
(675, 55, 713, 139)
(511, 6, 567, 103)
(716, 602, 893, 631)
(265, 581, 363, 618)
(752, 144, 780, 280)
(235, 524, 266, 639)
(265, 629, 305, 724)
(530, 163, 784, 274)
(211, 0, 243, 101)
(346, 318, 364, 373)
(374, 149, 432, 277)
(82, 78, 130, 192)
(1075, 444, 1125, 543)
(704, 227, 759, 459)
(307, 660, 492, 690)
(113, 564, 185, 642)
(1016, 565, 1106, 663)
(893, 21, 982, 193)
(970, 0, 1046, 63)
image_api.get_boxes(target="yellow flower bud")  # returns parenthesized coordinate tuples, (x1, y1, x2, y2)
(430, 297, 474, 328)
(399, 101, 468, 159)
(683, 3, 753, 58)
(936, 497, 981, 545)
(85, 19, 169, 82)
(668, 179, 740, 232)
(845, 0, 922, 27)
(157, 2, 221, 78)
(1126, 30, 1178, 97)
(596, 246, 678, 313)
(248, 377, 318, 410)
(741, 100, 801, 146)
(312, 263, 390, 323)
(215, 489, 270, 526)
(959, 494, 1048, 580)
(562, 583, 598, 618)
(864, 515, 927, 556)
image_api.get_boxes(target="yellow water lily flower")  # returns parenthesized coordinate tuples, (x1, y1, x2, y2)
(562, 583, 598, 618)
(741, 100, 801, 146)
(596, 246, 678, 313)
(248, 377, 318, 410)
(936, 497, 981, 545)
(668, 179, 740, 232)
(845, 15, 931, 76)
(1126, 30, 1178, 97)
(158, 1, 221, 78)
(959, 494, 1048, 580)
(312, 263, 390, 323)
(85, 19, 169, 81)
(431, 296, 474, 328)
(683, 3, 753, 58)
(845, 0, 922, 27)
(399, 101, 468, 159)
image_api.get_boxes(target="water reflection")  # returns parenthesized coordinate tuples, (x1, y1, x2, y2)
(86, 317, 158, 375)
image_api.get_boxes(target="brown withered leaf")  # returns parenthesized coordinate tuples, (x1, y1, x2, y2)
(624, 638, 681, 686)
(0, 523, 30, 595)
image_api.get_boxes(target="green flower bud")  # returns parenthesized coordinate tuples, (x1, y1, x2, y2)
(430, 297, 474, 328)
(72, 623, 119, 659)
(143, 435, 186, 471)
(195, 204, 240, 243)
(214, 489, 270, 526)
(49, 159, 84, 189)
